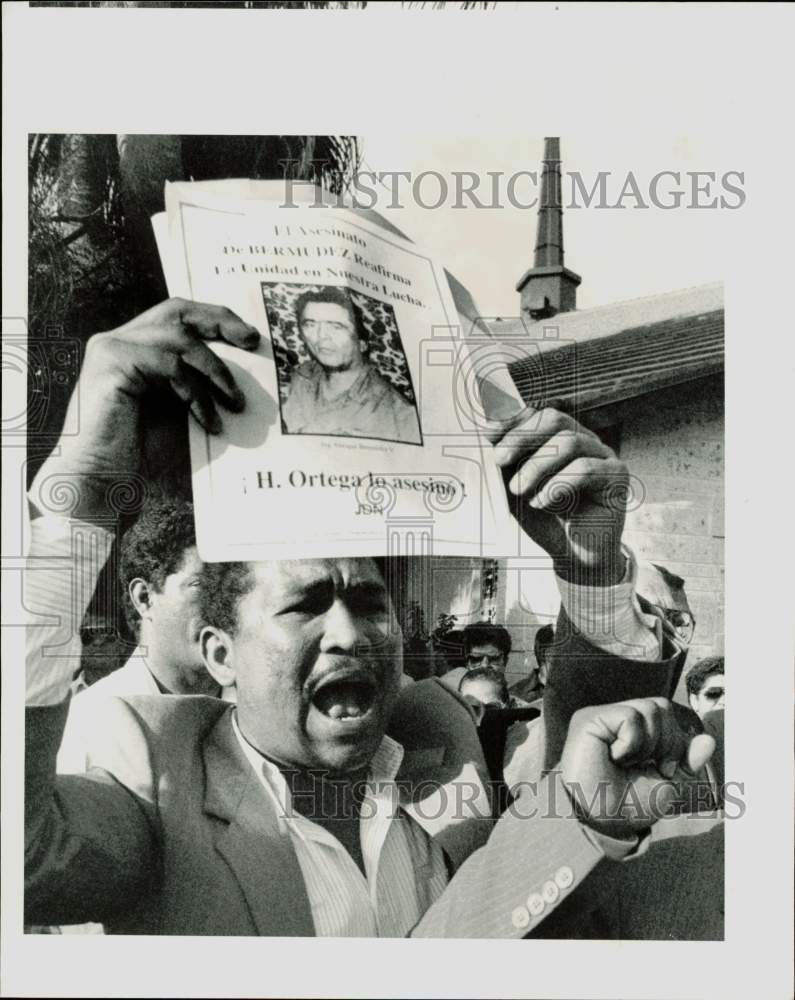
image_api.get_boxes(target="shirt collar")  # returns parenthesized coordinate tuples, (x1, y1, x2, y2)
(304, 357, 378, 403)
(231, 711, 404, 822)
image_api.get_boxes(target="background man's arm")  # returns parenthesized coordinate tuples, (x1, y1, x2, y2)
(25, 299, 260, 928)
(542, 549, 687, 772)
(24, 517, 158, 927)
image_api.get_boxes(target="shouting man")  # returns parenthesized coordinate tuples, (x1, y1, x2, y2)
(25, 298, 721, 939)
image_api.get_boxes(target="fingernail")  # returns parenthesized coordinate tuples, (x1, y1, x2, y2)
(493, 446, 512, 467)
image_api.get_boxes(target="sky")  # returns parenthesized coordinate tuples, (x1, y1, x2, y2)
(360, 133, 741, 318)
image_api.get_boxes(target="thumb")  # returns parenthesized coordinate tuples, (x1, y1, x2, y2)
(684, 733, 716, 775)
(658, 732, 716, 779)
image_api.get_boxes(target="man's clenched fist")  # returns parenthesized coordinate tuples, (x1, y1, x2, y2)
(559, 697, 716, 839)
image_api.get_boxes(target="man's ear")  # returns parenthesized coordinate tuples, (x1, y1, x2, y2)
(129, 578, 153, 618)
(201, 625, 237, 689)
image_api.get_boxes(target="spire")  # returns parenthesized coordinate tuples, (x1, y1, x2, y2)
(516, 137, 581, 319)
(534, 137, 564, 267)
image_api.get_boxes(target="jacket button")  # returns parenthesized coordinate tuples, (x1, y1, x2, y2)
(511, 906, 531, 929)
(526, 893, 545, 917)
(554, 865, 574, 889)
(541, 880, 560, 904)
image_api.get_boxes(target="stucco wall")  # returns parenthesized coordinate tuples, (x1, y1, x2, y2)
(620, 373, 725, 700)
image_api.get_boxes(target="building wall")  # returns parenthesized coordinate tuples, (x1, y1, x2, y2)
(619, 372, 725, 701)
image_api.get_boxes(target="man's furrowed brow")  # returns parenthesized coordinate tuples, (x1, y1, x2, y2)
(282, 578, 334, 601)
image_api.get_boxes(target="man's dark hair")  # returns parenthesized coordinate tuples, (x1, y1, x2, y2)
(197, 561, 256, 636)
(119, 497, 197, 635)
(293, 286, 365, 346)
(534, 624, 555, 665)
(462, 623, 512, 660)
(686, 655, 725, 696)
(459, 666, 509, 703)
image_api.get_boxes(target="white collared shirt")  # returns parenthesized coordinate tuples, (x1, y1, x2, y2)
(233, 715, 450, 937)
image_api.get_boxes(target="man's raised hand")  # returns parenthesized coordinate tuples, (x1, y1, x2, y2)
(30, 299, 260, 522)
(84, 298, 258, 431)
(487, 404, 630, 585)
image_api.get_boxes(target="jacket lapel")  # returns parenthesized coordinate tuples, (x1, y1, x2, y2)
(202, 712, 315, 937)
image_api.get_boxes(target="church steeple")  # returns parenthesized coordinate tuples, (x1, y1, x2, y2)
(516, 137, 581, 319)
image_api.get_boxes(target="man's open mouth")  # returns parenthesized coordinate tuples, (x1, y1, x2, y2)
(309, 671, 378, 722)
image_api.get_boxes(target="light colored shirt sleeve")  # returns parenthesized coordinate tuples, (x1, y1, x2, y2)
(585, 825, 644, 861)
(555, 545, 663, 662)
(25, 515, 114, 706)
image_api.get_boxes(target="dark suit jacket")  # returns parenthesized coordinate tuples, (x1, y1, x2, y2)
(542, 599, 688, 772)
(25, 610, 719, 939)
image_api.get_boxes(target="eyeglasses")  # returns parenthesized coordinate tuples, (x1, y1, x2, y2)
(702, 687, 725, 702)
(466, 653, 506, 668)
(648, 605, 696, 644)
(300, 319, 353, 335)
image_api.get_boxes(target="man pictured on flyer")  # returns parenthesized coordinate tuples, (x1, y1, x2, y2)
(281, 286, 421, 445)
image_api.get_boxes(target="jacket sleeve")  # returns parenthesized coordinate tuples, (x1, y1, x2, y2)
(25, 700, 160, 927)
(409, 771, 608, 938)
(528, 812, 724, 940)
(542, 605, 688, 773)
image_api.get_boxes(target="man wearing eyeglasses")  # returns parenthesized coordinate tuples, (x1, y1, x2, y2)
(281, 286, 422, 445)
(636, 560, 697, 650)
(462, 623, 512, 671)
(438, 624, 527, 699)
(686, 656, 725, 719)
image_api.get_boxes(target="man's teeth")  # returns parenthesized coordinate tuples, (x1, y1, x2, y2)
(326, 701, 365, 720)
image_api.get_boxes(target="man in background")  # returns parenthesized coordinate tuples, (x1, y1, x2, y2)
(636, 560, 696, 654)
(459, 666, 515, 711)
(281, 286, 421, 444)
(510, 623, 554, 706)
(115, 496, 223, 697)
(57, 496, 233, 775)
(439, 623, 514, 693)
(686, 656, 725, 719)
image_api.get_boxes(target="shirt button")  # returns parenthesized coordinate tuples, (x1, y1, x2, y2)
(541, 880, 560, 905)
(554, 865, 574, 890)
(526, 893, 545, 917)
(511, 906, 531, 930)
